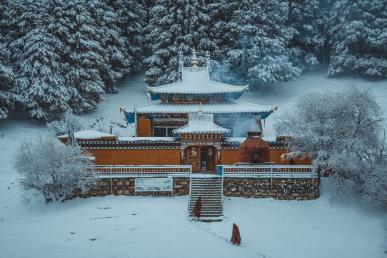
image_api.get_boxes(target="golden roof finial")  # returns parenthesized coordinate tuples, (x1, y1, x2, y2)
(191, 48, 198, 67)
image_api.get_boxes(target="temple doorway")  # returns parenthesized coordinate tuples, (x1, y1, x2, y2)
(200, 146, 216, 173)
(184, 146, 216, 173)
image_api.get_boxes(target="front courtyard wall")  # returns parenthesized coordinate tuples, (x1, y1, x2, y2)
(85, 177, 190, 197)
(84, 177, 319, 200)
(223, 177, 320, 200)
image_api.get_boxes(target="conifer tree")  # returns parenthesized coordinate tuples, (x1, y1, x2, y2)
(328, 0, 387, 78)
(0, 1, 15, 119)
(48, 0, 107, 113)
(144, 0, 215, 85)
(11, 27, 70, 121)
(207, 0, 239, 59)
(107, 0, 145, 78)
(7, 0, 71, 121)
(0, 43, 15, 119)
(227, 0, 301, 87)
(287, 0, 323, 68)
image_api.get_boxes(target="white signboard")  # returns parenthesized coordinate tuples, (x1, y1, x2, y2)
(135, 177, 173, 192)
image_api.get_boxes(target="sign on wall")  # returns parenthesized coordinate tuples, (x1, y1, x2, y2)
(135, 177, 173, 192)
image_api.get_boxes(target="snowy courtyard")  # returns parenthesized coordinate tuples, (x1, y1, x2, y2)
(0, 185, 386, 258)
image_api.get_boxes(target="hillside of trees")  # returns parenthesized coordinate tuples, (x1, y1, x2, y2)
(0, 0, 386, 121)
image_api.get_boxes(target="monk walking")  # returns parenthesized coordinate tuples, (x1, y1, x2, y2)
(193, 197, 202, 218)
(231, 223, 241, 245)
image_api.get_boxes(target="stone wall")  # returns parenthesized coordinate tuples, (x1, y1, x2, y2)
(223, 177, 320, 200)
(84, 177, 190, 197)
(83, 176, 319, 200)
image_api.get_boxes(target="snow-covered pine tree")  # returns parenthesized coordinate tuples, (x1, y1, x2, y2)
(207, 0, 239, 59)
(144, 0, 215, 85)
(227, 0, 301, 87)
(6, 0, 71, 121)
(0, 43, 15, 120)
(106, 0, 145, 79)
(287, 0, 323, 68)
(85, 0, 120, 92)
(48, 0, 107, 113)
(11, 26, 71, 121)
(0, 1, 16, 119)
(85, 0, 145, 92)
(328, 0, 387, 78)
(2, 0, 41, 44)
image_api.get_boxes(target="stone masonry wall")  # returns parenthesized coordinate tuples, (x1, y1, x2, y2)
(223, 177, 320, 200)
(84, 177, 190, 197)
(83, 176, 319, 200)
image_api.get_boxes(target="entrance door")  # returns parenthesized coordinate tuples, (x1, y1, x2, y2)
(200, 146, 216, 173)
(200, 147, 208, 171)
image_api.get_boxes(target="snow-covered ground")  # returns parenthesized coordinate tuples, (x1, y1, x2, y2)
(0, 188, 386, 258)
(0, 70, 386, 258)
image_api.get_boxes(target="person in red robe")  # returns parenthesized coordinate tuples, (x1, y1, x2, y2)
(192, 197, 202, 218)
(231, 223, 241, 245)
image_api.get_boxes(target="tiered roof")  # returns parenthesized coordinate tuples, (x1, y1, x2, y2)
(173, 112, 230, 135)
(131, 101, 275, 118)
(122, 49, 277, 127)
(148, 67, 248, 95)
(147, 50, 248, 101)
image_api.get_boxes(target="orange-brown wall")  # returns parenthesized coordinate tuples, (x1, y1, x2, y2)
(220, 149, 240, 164)
(86, 146, 310, 166)
(136, 117, 152, 137)
(221, 148, 311, 165)
(90, 149, 181, 165)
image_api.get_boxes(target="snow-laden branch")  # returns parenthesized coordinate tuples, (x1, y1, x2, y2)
(14, 136, 97, 203)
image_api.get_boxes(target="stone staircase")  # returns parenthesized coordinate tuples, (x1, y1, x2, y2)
(188, 175, 223, 221)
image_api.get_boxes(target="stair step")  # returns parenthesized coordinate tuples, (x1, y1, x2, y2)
(189, 209, 223, 212)
(189, 213, 223, 217)
(189, 211, 223, 215)
(188, 176, 224, 221)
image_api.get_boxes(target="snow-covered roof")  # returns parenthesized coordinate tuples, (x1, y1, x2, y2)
(148, 67, 248, 95)
(174, 112, 230, 135)
(133, 101, 276, 117)
(58, 130, 116, 140)
(118, 137, 176, 142)
(225, 137, 277, 143)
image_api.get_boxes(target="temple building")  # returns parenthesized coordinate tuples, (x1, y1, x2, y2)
(60, 50, 320, 221)
(121, 49, 276, 137)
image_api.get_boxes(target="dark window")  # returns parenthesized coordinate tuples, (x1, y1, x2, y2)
(154, 127, 167, 137)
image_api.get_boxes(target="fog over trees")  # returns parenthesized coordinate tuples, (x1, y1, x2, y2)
(0, 0, 386, 121)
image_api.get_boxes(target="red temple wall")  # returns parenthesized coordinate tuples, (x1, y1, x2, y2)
(84, 146, 310, 166)
(89, 149, 181, 165)
(220, 149, 240, 164)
